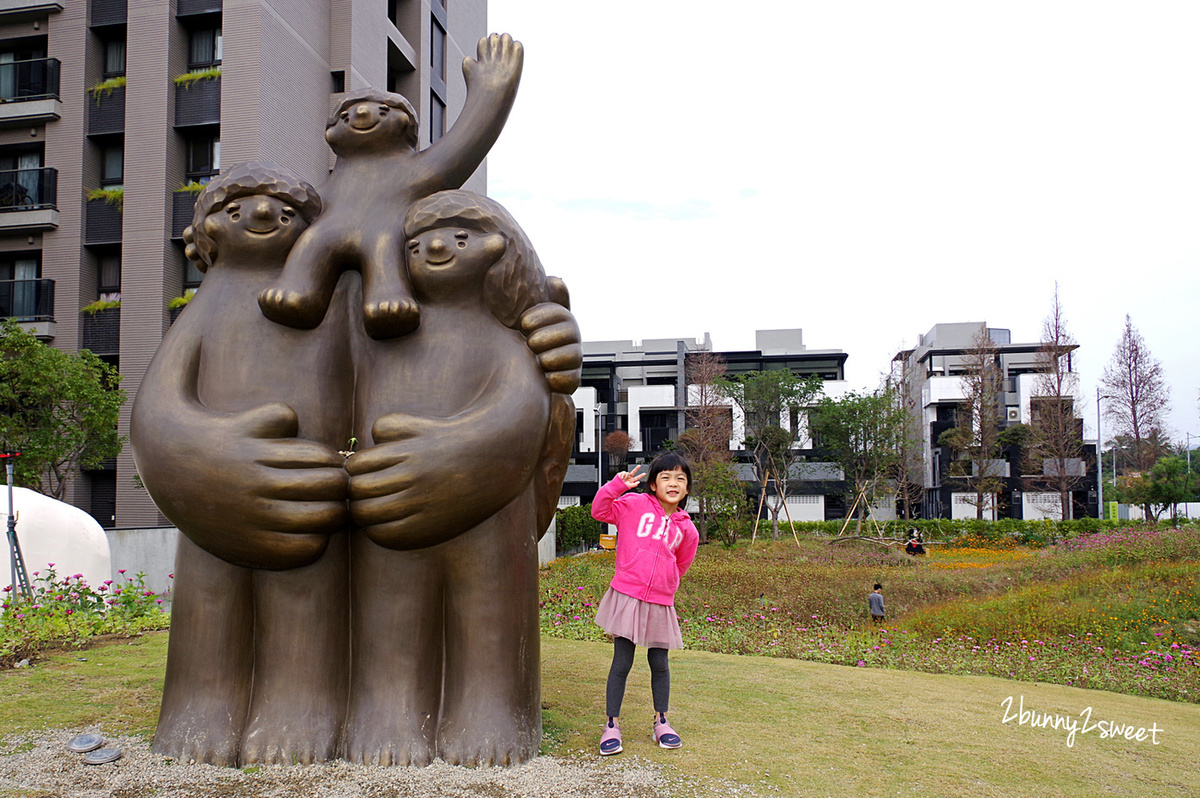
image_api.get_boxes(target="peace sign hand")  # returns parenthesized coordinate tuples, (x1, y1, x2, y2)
(617, 465, 647, 490)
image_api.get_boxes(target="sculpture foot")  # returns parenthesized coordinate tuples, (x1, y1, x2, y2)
(343, 712, 436, 767)
(363, 297, 421, 339)
(239, 712, 340, 766)
(152, 711, 241, 767)
(258, 285, 331, 330)
(437, 712, 540, 768)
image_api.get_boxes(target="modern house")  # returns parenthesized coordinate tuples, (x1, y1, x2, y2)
(565, 328, 855, 521)
(1, 0, 484, 527)
(891, 322, 1097, 520)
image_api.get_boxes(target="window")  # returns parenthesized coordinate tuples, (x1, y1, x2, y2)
(98, 253, 121, 299)
(183, 257, 204, 290)
(0, 252, 41, 320)
(430, 93, 445, 143)
(188, 27, 222, 69)
(0, 36, 47, 100)
(185, 134, 219, 182)
(0, 145, 43, 207)
(103, 39, 126, 77)
(430, 20, 445, 81)
(100, 143, 123, 188)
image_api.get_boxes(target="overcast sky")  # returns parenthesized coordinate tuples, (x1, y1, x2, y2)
(484, 1, 1200, 446)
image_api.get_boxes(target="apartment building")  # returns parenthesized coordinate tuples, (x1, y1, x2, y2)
(0, 0, 484, 527)
(892, 322, 1097, 520)
(565, 329, 853, 521)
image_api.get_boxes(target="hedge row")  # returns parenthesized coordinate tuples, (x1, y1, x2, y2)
(752, 517, 1199, 547)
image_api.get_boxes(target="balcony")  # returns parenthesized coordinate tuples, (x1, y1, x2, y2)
(0, 167, 58, 231)
(0, 277, 54, 339)
(175, 74, 220, 127)
(88, 0, 125, 27)
(86, 85, 124, 135)
(81, 307, 120, 356)
(84, 198, 122, 245)
(0, 1, 63, 22)
(177, 0, 221, 16)
(0, 58, 61, 128)
(171, 190, 198, 239)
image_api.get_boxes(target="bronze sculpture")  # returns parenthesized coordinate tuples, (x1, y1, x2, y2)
(131, 34, 580, 768)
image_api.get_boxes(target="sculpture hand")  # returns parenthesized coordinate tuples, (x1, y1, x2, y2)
(463, 33, 523, 91)
(134, 400, 349, 569)
(520, 302, 582, 395)
(347, 407, 540, 550)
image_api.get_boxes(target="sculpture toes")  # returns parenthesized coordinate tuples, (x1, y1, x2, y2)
(240, 732, 336, 766)
(345, 739, 433, 768)
(363, 298, 421, 339)
(258, 287, 329, 329)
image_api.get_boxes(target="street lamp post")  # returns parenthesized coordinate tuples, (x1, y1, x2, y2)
(1096, 389, 1117, 520)
(1096, 389, 1105, 519)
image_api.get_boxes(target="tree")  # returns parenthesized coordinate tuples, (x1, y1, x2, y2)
(0, 320, 126, 500)
(937, 327, 1005, 519)
(679, 351, 740, 544)
(808, 387, 908, 534)
(1024, 288, 1087, 519)
(884, 365, 926, 520)
(715, 369, 824, 539)
(1142, 457, 1198, 522)
(1101, 315, 1171, 473)
(601, 430, 633, 480)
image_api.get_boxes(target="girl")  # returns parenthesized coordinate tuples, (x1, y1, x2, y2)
(591, 452, 699, 755)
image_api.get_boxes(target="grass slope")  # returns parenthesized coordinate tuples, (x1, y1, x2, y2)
(3, 632, 1194, 797)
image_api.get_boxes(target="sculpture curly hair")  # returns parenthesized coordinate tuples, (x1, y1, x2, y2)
(183, 161, 322, 272)
(404, 190, 549, 329)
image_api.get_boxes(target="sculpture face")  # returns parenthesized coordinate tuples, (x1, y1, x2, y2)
(202, 195, 306, 258)
(326, 101, 413, 154)
(407, 227, 506, 295)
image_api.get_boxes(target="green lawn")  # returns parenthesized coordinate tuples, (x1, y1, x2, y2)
(2, 632, 1197, 796)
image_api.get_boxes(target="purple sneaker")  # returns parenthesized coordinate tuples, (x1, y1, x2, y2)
(600, 719, 623, 755)
(652, 716, 682, 749)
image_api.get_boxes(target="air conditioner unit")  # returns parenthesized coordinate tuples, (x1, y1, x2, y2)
(1006, 407, 1020, 422)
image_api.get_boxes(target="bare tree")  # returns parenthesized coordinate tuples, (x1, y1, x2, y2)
(680, 351, 739, 544)
(1022, 288, 1087, 519)
(1101, 315, 1171, 473)
(938, 327, 1005, 519)
(884, 364, 927, 519)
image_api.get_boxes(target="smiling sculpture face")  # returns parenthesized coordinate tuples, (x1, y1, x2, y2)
(203, 195, 306, 258)
(326, 102, 412, 153)
(406, 227, 506, 296)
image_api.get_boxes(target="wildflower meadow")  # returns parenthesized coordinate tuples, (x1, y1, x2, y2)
(540, 526, 1200, 704)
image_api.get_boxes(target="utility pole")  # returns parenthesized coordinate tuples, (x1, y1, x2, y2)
(3, 452, 30, 596)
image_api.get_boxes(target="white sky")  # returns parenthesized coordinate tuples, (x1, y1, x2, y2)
(484, 1, 1200, 446)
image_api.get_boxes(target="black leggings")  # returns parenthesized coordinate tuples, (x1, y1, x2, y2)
(606, 636, 670, 718)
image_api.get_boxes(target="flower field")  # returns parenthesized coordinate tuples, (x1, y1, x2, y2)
(1, 566, 171, 666)
(539, 527, 1200, 703)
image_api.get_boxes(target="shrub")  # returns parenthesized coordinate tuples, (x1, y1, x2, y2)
(555, 503, 602, 553)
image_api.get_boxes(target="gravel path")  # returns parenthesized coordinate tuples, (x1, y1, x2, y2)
(0, 731, 760, 798)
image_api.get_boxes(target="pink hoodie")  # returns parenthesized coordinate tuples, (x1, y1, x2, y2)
(591, 476, 699, 606)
